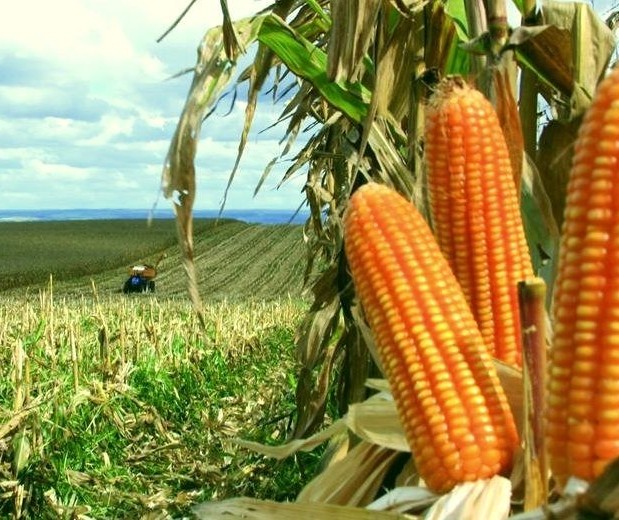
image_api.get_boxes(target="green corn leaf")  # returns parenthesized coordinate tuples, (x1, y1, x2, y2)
(258, 14, 370, 123)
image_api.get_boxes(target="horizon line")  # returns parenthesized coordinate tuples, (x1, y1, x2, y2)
(0, 207, 309, 212)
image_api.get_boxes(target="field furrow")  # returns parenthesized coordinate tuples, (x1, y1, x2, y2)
(192, 225, 300, 299)
(0, 218, 308, 301)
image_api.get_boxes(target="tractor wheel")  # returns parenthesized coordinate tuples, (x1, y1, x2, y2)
(148, 281, 156, 292)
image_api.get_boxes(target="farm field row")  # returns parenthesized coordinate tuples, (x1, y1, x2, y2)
(0, 218, 308, 301)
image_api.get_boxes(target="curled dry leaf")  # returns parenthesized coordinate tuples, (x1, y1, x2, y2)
(535, 117, 581, 231)
(345, 393, 409, 453)
(541, 0, 615, 111)
(162, 17, 265, 321)
(366, 486, 437, 513)
(494, 360, 524, 436)
(234, 420, 347, 460)
(363, 362, 524, 451)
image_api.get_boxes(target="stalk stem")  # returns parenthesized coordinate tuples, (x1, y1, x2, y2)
(518, 277, 548, 510)
(464, 0, 488, 75)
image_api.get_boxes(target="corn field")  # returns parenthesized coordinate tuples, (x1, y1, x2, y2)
(0, 285, 312, 518)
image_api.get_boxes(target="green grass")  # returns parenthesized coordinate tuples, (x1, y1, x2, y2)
(0, 220, 321, 518)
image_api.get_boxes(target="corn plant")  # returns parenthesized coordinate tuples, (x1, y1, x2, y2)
(161, 0, 619, 517)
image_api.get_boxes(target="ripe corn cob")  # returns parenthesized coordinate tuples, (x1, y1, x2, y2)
(547, 66, 619, 487)
(424, 77, 533, 367)
(344, 183, 519, 493)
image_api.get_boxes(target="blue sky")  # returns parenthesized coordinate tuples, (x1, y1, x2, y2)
(0, 0, 306, 210)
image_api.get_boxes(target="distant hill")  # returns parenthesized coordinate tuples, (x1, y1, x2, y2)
(0, 219, 308, 300)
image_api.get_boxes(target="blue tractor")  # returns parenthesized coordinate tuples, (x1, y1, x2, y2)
(122, 264, 156, 294)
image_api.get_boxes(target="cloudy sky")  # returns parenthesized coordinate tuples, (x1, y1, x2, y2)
(4, 1, 617, 212)
(1, 0, 306, 211)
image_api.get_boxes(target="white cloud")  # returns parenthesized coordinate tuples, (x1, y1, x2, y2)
(111, 172, 141, 190)
(0, 85, 48, 105)
(26, 159, 92, 181)
(0, 0, 306, 210)
(0, 147, 49, 162)
(78, 114, 136, 146)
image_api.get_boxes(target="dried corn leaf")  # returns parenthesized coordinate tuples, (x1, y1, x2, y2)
(199, 362, 518, 512)
(219, 0, 245, 61)
(493, 66, 523, 192)
(192, 497, 415, 519)
(541, 0, 615, 109)
(235, 419, 347, 459)
(338, 319, 374, 411)
(375, 14, 422, 122)
(424, 476, 511, 520)
(351, 362, 522, 456)
(327, 0, 381, 83)
(219, 54, 263, 209)
(162, 17, 264, 201)
(366, 486, 437, 513)
(367, 119, 417, 201)
(354, 4, 425, 180)
(351, 304, 382, 372)
(237, 388, 407, 466)
(521, 155, 560, 294)
(296, 266, 341, 368)
(0, 400, 41, 441)
(162, 16, 265, 318)
(43, 488, 93, 519)
(535, 117, 581, 231)
(345, 393, 409, 452)
(365, 378, 390, 392)
(296, 440, 403, 506)
(293, 266, 342, 438)
(294, 341, 340, 438)
(317, 431, 351, 470)
(508, 24, 573, 97)
(510, 0, 615, 117)
(425, 1, 470, 76)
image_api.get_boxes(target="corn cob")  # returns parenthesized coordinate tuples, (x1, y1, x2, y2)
(547, 66, 619, 487)
(424, 77, 533, 367)
(344, 183, 519, 493)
